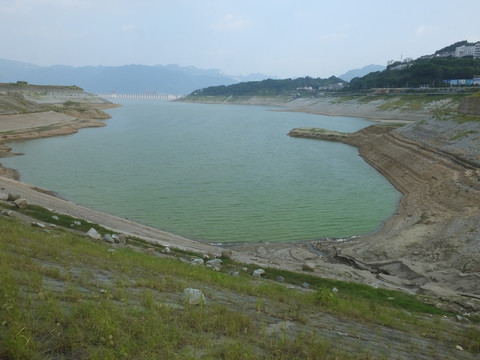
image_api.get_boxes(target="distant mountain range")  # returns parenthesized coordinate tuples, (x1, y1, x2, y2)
(338, 64, 386, 82)
(0, 59, 271, 95)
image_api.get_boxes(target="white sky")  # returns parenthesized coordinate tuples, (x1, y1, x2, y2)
(1, 0, 479, 78)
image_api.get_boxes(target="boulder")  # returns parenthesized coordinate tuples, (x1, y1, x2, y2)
(31, 222, 46, 229)
(86, 228, 101, 240)
(14, 198, 28, 209)
(1, 210, 14, 217)
(256, 246, 268, 258)
(205, 258, 222, 271)
(7, 193, 20, 201)
(182, 288, 207, 305)
(252, 269, 265, 277)
(302, 262, 316, 272)
(118, 234, 127, 245)
(221, 250, 232, 259)
(52, 215, 59, 221)
(163, 246, 170, 253)
(103, 234, 114, 243)
(192, 258, 204, 266)
(145, 247, 156, 255)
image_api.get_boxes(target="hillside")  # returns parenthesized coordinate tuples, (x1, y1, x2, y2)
(1, 196, 479, 358)
(0, 82, 116, 179)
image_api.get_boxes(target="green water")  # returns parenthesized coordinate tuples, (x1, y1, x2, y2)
(2, 101, 400, 243)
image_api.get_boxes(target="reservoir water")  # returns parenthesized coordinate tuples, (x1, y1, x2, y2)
(2, 101, 400, 243)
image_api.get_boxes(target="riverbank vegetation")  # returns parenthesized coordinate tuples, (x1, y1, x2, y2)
(1, 205, 479, 359)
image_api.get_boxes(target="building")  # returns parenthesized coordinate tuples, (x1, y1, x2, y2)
(455, 42, 480, 58)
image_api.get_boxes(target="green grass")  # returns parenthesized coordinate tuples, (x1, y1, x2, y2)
(1, 210, 479, 358)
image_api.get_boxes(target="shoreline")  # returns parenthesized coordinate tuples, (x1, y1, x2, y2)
(2, 93, 480, 312)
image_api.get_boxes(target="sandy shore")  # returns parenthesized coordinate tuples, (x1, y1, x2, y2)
(2, 92, 480, 313)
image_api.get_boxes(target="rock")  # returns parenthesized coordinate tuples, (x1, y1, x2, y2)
(252, 269, 265, 277)
(86, 228, 101, 240)
(182, 288, 207, 305)
(456, 345, 464, 351)
(145, 247, 156, 255)
(7, 193, 20, 201)
(52, 215, 59, 221)
(1, 210, 14, 217)
(418, 283, 458, 298)
(163, 246, 170, 253)
(302, 262, 316, 272)
(302, 282, 310, 289)
(118, 234, 127, 245)
(192, 258, 204, 266)
(206, 258, 222, 266)
(332, 287, 339, 293)
(14, 198, 28, 209)
(111, 234, 120, 243)
(31, 222, 45, 229)
(256, 246, 268, 258)
(276, 275, 285, 283)
(73, 221, 82, 226)
(229, 271, 240, 277)
(103, 234, 114, 243)
(221, 250, 232, 259)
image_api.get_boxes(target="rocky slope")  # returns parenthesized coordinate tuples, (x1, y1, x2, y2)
(0, 83, 117, 178)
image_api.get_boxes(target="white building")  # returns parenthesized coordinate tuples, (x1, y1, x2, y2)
(455, 43, 480, 58)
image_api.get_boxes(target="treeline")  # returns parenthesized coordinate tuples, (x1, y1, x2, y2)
(191, 76, 346, 96)
(349, 57, 480, 90)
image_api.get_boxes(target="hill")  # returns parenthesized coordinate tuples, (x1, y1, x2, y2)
(338, 64, 385, 82)
(0, 59, 270, 95)
(186, 76, 346, 98)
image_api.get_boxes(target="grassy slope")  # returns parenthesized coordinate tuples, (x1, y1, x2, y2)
(1, 204, 479, 359)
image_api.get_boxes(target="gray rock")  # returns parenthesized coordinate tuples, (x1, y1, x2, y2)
(111, 234, 120, 243)
(256, 246, 268, 258)
(302, 282, 310, 289)
(221, 250, 232, 259)
(7, 193, 20, 201)
(103, 234, 114, 243)
(1, 210, 14, 217)
(118, 234, 127, 245)
(52, 215, 59, 221)
(332, 287, 339, 293)
(145, 247, 156, 255)
(182, 288, 207, 305)
(86, 228, 101, 240)
(252, 269, 265, 277)
(192, 258, 204, 266)
(14, 198, 28, 209)
(206, 258, 222, 266)
(31, 222, 46, 229)
(229, 271, 240, 277)
(302, 262, 316, 272)
(73, 221, 82, 226)
(163, 246, 170, 253)
(276, 275, 285, 283)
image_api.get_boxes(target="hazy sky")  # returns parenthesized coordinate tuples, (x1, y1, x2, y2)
(1, 0, 479, 78)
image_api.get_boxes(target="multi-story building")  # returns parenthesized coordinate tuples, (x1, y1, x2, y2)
(455, 42, 480, 58)
(475, 43, 480, 59)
